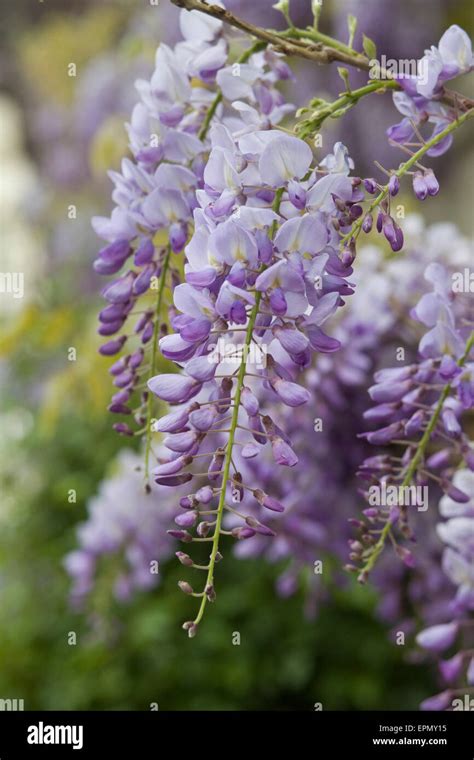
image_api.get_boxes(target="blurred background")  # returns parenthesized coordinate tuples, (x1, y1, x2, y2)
(0, 0, 472, 710)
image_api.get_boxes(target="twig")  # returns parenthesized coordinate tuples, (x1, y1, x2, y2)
(171, 0, 370, 69)
(171, 0, 474, 114)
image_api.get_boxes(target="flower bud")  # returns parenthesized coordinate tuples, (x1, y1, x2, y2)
(176, 552, 194, 567)
(167, 530, 193, 543)
(388, 174, 400, 196)
(413, 172, 428, 200)
(424, 169, 439, 196)
(362, 213, 373, 233)
(364, 178, 377, 193)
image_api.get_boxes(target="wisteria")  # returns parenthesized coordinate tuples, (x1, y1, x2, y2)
(92, 9, 228, 479)
(231, 218, 473, 614)
(83, 0, 474, 679)
(351, 262, 473, 581)
(65, 450, 178, 608)
(8, 0, 474, 730)
(415, 470, 474, 710)
(389, 24, 473, 155)
(148, 130, 360, 631)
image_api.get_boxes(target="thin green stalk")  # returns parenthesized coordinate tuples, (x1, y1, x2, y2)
(284, 26, 365, 59)
(144, 246, 171, 484)
(361, 331, 474, 577)
(192, 188, 283, 627)
(298, 79, 398, 137)
(192, 294, 262, 626)
(198, 93, 223, 141)
(341, 108, 474, 247)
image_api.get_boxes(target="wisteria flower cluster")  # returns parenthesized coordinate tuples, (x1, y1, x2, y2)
(414, 470, 474, 711)
(148, 129, 361, 631)
(92, 12, 227, 449)
(351, 262, 473, 581)
(65, 450, 177, 607)
(84, 0, 474, 659)
(390, 24, 473, 157)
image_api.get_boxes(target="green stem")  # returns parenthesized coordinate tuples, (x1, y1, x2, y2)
(192, 294, 262, 626)
(192, 188, 283, 627)
(298, 79, 398, 137)
(284, 26, 364, 58)
(341, 108, 474, 247)
(144, 246, 171, 484)
(361, 331, 474, 576)
(198, 93, 222, 141)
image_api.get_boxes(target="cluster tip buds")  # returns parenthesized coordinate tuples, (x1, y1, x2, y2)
(395, 544, 416, 568)
(412, 170, 440, 200)
(363, 177, 378, 194)
(178, 581, 194, 595)
(381, 214, 404, 252)
(182, 621, 198, 638)
(168, 529, 193, 543)
(176, 551, 194, 567)
(362, 213, 373, 233)
(253, 488, 285, 513)
(388, 174, 400, 196)
(205, 584, 216, 602)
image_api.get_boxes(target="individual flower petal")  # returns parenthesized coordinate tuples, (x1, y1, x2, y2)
(416, 622, 459, 652)
(259, 134, 312, 187)
(439, 653, 464, 683)
(420, 691, 452, 711)
(271, 437, 298, 466)
(438, 25, 473, 73)
(208, 219, 258, 266)
(148, 374, 200, 403)
(274, 214, 328, 255)
(272, 378, 311, 407)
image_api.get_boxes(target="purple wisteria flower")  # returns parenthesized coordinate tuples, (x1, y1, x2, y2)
(147, 121, 364, 630)
(351, 260, 473, 583)
(92, 6, 296, 450)
(64, 450, 178, 608)
(92, 21, 226, 435)
(74, 205, 473, 655)
(85, 0, 474, 645)
(388, 25, 473, 158)
(416, 469, 474, 711)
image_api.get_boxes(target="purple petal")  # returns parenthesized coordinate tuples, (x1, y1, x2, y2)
(306, 325, 341, 353)
(271, 436, 298, 466)
(148, 374, 200, 403)
(259, 134, 312, 187)
(272, 378, 311, 407)
(416, 622, 458, 652)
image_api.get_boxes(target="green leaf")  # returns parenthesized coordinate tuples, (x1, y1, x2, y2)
(347, 14, 357, 35)
(347, 14, 357, 47)
(363, 34, 377, 61)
